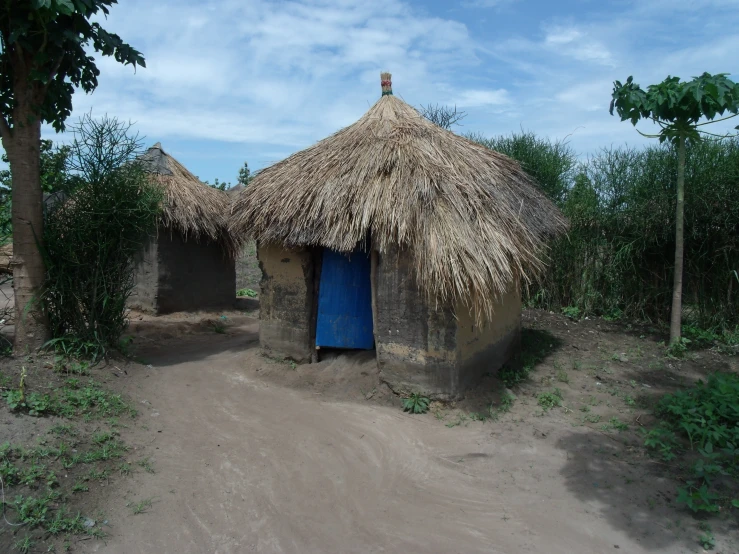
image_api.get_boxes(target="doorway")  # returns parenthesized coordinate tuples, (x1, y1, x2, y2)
(315, 246, 374, 349)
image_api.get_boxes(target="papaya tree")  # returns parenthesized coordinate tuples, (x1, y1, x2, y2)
(0, 0, 144, 353)
(610, 73, 739, 346)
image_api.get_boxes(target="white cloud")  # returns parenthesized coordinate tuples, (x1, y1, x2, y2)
(542, 24, 614, 66)
(453, 89, 510, 107)
(462, 0, 519, 8)
(0, 0, 731, 183)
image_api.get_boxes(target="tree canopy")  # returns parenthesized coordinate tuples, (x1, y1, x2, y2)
(0, 0, 145, 136)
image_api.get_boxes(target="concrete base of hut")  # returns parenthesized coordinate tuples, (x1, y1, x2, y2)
(256, 243, 521, 399)
(129, 229, 236, 315)
(373, 247, 521, 400)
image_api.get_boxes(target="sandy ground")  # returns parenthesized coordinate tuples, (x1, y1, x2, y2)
(53, 311, 733, 554)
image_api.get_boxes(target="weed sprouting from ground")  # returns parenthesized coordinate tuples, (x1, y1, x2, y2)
(137, 457, 155, 474)
(402, 393, 430, 414)
(537, 389, 563, 411)
(128, 497, 154, 515)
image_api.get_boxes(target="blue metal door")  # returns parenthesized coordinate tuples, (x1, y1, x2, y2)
(315, 247, 374, 349)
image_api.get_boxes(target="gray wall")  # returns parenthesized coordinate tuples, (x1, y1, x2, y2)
(129, 235, 160, 313)
(130, 228, 236, 314)
(374, 246, 521, 400)
(156, 230, 235, 314)
(374, 246, 460, 398)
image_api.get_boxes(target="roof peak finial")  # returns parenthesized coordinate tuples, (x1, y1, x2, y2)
(381, 72, 392, 96)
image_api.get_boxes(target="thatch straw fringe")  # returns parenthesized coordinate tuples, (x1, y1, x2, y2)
(230, 93, 567, 320)
(141, 144, 239, 258)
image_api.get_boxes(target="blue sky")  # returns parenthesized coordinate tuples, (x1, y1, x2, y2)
(8, 0, 739, 184)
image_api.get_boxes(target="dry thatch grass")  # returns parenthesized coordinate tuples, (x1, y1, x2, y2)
(141, 144, 239, 257)
(230, 76, 567, 319)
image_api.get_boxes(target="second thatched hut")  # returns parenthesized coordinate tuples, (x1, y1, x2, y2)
(129, 143, 238, 314)
(230, 74, 567, 399)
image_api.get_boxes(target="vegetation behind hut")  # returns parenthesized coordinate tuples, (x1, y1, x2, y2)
(470, 131, 739, 337)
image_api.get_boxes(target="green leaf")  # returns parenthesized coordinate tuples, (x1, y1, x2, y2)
(55, 0, 74, 15)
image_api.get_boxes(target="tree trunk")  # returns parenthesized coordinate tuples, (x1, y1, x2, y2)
(669, 136, 686, 345)
(4, 110, 50, 354)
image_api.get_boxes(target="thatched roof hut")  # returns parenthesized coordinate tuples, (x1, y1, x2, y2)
(230, 73, 566, 398)
(139, 143, 238, 256)
(129, 143, 238, 314)
(231, 77, 565, 317)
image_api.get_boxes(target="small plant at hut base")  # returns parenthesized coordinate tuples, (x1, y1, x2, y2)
(236, 288, 258, 298)
(402, 393, 430, 414)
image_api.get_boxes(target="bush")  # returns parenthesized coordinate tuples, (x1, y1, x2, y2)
(42, 116, 162, 358)
(646, 372, 739, 513)
(471, 133, 739, 332)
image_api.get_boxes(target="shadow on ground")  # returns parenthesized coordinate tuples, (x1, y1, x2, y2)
(126, 317, 259, 367)
(555, 430, 736, 552)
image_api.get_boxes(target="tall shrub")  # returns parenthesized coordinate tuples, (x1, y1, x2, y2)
(472, 132, 739, 331)
(42, 116, 162, 358)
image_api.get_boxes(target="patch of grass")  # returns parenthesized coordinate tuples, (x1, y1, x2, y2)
(137, 457, 155, 474)
(402, 393, 430, 414)
(601, 417, 629, 432)
(85, 468, 110, 481)
(72, 480, 89, 493)
(698, 522, 715, 550)
(445, 413, 469, 428)
(49, 423, 76, 437)
(13, 535, 34, 554)
(583, 413, 601, 424)
(128, 497, 154, 515)
(236, 288, 258, 298)
(4, 375, 136, 420)
(537, 388, 563, 411)
(81, 440, 127, 463)
(556, 369, 569, 384)
(118, 462, 132, 476)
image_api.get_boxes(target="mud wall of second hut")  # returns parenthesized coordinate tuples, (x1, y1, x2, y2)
(374, 247, 520, 399)
(129, 229, 236, 314)
(257, 243, 314, 362)
(156, 230, 236, 314)
(129, 236, 160, 313)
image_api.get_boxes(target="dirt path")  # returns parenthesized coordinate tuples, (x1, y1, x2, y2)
(73, 313, 736, 554)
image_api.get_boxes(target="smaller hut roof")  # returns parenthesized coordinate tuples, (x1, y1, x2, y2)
(138, 143, 239, 257)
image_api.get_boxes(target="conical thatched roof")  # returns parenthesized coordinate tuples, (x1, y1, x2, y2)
(230, 73, 567, 318)
(139, 143, 238, 257)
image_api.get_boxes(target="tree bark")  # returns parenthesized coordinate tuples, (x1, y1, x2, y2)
(669, 136, 686, 345)
(2, 107, 50, 354)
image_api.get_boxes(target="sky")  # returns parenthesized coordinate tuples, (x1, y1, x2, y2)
(5, 0, 739, 184)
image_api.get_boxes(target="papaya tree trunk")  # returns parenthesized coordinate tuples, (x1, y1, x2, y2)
(3, 101, 50, 354)
(669, 135, 686, 345)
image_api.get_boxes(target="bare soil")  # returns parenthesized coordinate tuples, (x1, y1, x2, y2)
(2, 308, 738, 553)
